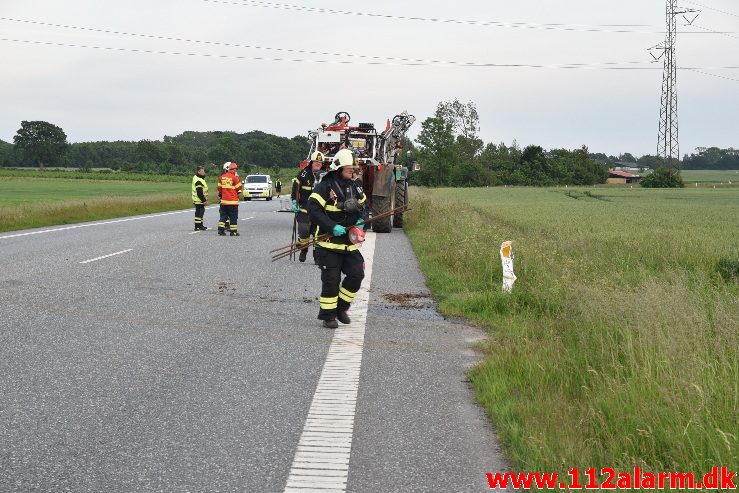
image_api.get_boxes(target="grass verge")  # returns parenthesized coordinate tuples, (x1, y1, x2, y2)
(404, 186, 738, 485)
(0, 195, 193, 233)
(0, 169, 191, 182)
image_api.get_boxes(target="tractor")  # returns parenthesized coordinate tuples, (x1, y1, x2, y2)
(301, 111, 415, 233)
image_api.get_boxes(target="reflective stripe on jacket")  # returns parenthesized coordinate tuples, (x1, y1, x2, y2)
(217, 171, 242, 205)
(307, 172, 367, 253)
(291, 168, 316, 213)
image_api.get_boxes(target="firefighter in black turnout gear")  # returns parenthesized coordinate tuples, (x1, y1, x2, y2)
(307, 149, 368, 329)
(292, 151, 325, 262)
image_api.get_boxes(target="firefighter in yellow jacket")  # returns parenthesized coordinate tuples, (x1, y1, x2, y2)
(192, 165, 208, 231)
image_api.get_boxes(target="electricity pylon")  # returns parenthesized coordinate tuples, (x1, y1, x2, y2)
(649, 0, 699, 174)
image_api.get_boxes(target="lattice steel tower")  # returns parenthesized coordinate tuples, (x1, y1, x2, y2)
(651, 1, 699, 173)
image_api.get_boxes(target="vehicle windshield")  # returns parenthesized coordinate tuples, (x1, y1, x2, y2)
(246, 176, 268, 184)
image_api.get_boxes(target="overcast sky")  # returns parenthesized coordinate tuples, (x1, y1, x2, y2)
(1, 0, 737, 156)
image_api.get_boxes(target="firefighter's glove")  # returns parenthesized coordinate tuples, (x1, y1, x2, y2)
(291, 200, 300, 213)
(332, 224, 347, 237)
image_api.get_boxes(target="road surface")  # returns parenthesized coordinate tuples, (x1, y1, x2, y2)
(0, 199, 508, 492)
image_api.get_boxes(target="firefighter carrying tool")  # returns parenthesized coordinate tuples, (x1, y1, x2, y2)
(307, 148, 368, 329)
(291, 151, 325, 262)
(217, 162, 243, 236)
(192, 165, 209, 231)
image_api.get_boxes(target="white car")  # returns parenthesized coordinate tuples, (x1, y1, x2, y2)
(243, 174, 273, 201)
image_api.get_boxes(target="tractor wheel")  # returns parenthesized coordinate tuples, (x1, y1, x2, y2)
(371, 186, 396, 233)
(393, 180, 408, 228)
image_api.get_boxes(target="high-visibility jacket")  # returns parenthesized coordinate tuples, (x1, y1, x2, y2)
(307, 172, 367, 253)
(217, 171, 242, 206)
(192, 175, 208, 204)
(291, 168, 316, 213)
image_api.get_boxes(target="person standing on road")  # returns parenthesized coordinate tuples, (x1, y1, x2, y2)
(218, 161, 241, 231)
(217, 162, 243, 236)
(307, 149, 367, 329)
(192, 165, 209, 231)
(291, 152, 324, 262)
(275, 178, 282, 198)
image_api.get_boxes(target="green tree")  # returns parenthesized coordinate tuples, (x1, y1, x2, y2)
(619, 152, 637, 163)
(637, 154, 664, 170)
(13, 121, 69, 169)
(641, 168, 685, 188)
(436, 98, 480, 140)
(0, 139, 14, 167)
(414, 115, 456, 187)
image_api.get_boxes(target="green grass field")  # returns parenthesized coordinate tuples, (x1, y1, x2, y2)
(0, 169, 191, 182)
(681, 169, 739, 184)
(404, 186, 738, 486)
(0, 177, 193, 232)
(0, 168, 298, 233)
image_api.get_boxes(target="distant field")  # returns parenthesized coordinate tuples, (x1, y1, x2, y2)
(0, 177, 192, 232)
(405, 186, 738, 482)
(681, 169, 739, 184)
(0, 168, 190, 182)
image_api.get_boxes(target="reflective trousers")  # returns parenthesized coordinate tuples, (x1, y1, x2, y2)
(315, 248, 365, 321)
(218, 205, 238, 233)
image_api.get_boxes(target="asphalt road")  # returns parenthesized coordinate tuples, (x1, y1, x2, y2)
(0, 199, 509, 492)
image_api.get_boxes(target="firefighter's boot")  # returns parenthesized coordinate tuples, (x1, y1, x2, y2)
(322, 319, 338, 329)
(337, 310, 351, 325)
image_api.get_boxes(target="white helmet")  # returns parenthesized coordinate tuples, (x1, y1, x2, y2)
(223, 162, 231, 172)
(310, 151, 325, 162)
(329, 149, 357, 171)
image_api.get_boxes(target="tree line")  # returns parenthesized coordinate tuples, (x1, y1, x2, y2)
(409, 100, 608, 187)
(1, 122, 308, 175)
(2, 114, 734, 184)
(682, 147, 739, 170)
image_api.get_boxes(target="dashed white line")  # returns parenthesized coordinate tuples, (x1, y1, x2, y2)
(283, 232, 376, 493)
(79, 249, 133, 264)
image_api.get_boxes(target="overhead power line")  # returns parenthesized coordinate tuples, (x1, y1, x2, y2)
(0, 17, 658, 67)
(1, 37, 738, 83)
(201, 0, 666, 33)
(2, 17, 736, 70)
(685, 68, 739, 82)
(692, 23, 739, 39)
(683, 0, 739, 19)
(202, 0, 737, 35)
(0, 37, 659, 68)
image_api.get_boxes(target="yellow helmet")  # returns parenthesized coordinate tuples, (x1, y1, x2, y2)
(329, 149, 357, 171)
(310, 151, 325, 162)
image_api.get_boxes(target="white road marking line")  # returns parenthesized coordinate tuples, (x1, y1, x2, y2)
(0, 206, 219, 241)
(284, 232, 376, 493)
(79, 249, 133, 264)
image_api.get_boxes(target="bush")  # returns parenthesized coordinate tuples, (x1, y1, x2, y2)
(641, 168, 685, 188)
